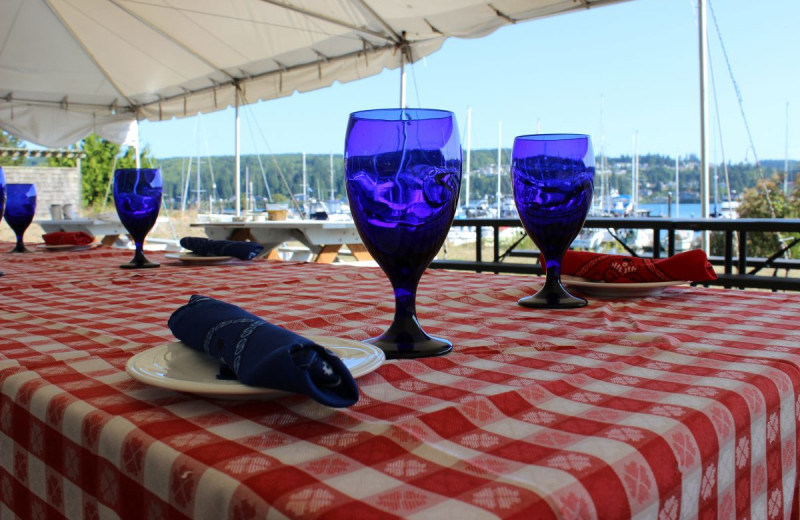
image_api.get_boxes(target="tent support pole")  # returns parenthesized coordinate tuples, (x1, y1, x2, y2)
(235, 83, 241, 217)
(400, 54, 407, 108)
(699, 0, 710, 250)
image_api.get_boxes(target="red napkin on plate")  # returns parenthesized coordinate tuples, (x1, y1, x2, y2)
(42, 231, 95, 245)
(559, 249, 718, 283)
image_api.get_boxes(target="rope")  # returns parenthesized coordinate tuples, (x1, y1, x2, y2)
(240, 93, 303, 217)
(708, 0, 788, 262)
(708, 0, 777, 217)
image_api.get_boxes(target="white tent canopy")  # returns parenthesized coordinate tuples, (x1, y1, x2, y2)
(1, 0, 631, 148)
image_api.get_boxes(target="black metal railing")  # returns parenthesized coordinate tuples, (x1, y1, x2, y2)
(431, 217, 800, 292)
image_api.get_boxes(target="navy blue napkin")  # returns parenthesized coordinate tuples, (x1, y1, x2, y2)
(180, 237, 264, 260)
(167, 295, 359, 407)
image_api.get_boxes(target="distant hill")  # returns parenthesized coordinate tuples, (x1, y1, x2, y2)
(153, 150, 797, 211)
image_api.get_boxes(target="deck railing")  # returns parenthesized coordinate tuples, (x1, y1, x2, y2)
(431, 217, 800, 292)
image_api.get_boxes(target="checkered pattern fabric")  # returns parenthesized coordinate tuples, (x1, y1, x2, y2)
(2, 245, 800, 519)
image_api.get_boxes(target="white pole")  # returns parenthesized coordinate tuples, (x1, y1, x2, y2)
(245, 165, 250, 212)
(302, 151, 307, 218)
(675, 154, 680, 218)
(399, 53, 407, 109)
(699, 0, 710, 250)
(785, 102, 790, 195)
(330, 153, 335, 201)
(181, 156, 192, 214)
(631, 133, 637, 210)
(196, 144, 201, 212)
(465, 107, 472, 208)
(599, 96, 606, 213)
(134, 120, 141, 169)
(496, 121, 502, 217)
(235, 85, 242, 217)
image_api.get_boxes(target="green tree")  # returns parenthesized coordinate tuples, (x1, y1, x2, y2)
(80, 134, 121, 208)
(0, 131, 26, 166)
(72, 134, 156, 209)
(736, 173, 800, 259)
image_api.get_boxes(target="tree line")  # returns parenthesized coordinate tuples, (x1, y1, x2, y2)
(1, 131, 796, 213)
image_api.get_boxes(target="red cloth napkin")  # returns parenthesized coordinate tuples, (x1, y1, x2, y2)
(560, 249, 718, 283)
(42, 231, 95, 246)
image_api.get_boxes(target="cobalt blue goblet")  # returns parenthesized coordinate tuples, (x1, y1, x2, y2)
(345, 108, 462, 359)
(5, 183, 37, 253)
(113, 168, 162, 269)
(512, 134, 595, 308)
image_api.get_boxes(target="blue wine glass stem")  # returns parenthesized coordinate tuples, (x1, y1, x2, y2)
(544, 262, 562, 289)
(393, 286, 417, 322)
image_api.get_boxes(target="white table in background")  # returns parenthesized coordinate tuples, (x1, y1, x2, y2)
(37, 219, 129, 246)
(192, 220, 371, 263)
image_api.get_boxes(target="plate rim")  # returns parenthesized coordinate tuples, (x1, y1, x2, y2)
(125, 334, 385, 396)
(36, 242, 100, 251)
(165, 252, 235, 263)
(561, 275, 687, 289)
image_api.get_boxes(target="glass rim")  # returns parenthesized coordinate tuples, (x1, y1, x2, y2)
(5, 183, 35, 187)
(514, 133, 590, 142)
(115, 168, 161, 173)
(349, 108, 454, 121)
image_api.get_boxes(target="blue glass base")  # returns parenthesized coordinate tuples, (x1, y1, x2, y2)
(120, 261, 160, 269)
(9, 240, 30, 253)
(519, 275, 587, 308)
(366, 317, 453, 359)
(120, 249, 160, 269)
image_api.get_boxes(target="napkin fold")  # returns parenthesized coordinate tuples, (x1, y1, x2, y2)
(179, 237, 264, 260)
(42, 231, 95, 245)
(559, 249, 718, 283)
(167, 295, 359, 407)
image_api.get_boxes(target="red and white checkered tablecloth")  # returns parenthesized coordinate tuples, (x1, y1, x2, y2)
(2, 245, 800, 519)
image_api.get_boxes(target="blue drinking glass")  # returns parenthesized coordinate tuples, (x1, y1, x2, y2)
(512, 134, 595, 308)
(113, 168, 162, 268)
(5, 183, 37, 253)
(345, 109, 462, 358)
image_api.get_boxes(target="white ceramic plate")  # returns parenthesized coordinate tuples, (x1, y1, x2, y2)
(165, 253, 234, 264)
(561, 275, 687, 298)
(36, 242, 100, 251)
(126, 335, 385, 398)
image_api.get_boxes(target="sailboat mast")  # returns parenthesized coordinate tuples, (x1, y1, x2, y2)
(599, 95, 605, 213)
(196, 149, 201, 212)
(245, 165, 250, 212)
(330, 153, 335, 201)
(785, 102, 790, 195)
(181, 155, 192, 214)
(631, 132, 639, 211)
(302, 152, 307, 218)
(465, 107, 472, 208)
(496, 120, 502, 217)
(675, 154, 680, 218)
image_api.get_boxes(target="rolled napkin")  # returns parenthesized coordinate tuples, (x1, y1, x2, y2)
(179, 236, 264, 260)
(559, 249, 718, 283)
(167, 295, 359, 407)
(42, 231, 95, 245)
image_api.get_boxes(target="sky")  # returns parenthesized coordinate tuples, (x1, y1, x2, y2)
(136, 0, 800, 163)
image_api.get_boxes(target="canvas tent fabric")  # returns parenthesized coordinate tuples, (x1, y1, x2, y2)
(0, 0, 631, 148)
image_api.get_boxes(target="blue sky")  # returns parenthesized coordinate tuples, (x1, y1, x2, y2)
(139, 0, 799, 163)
